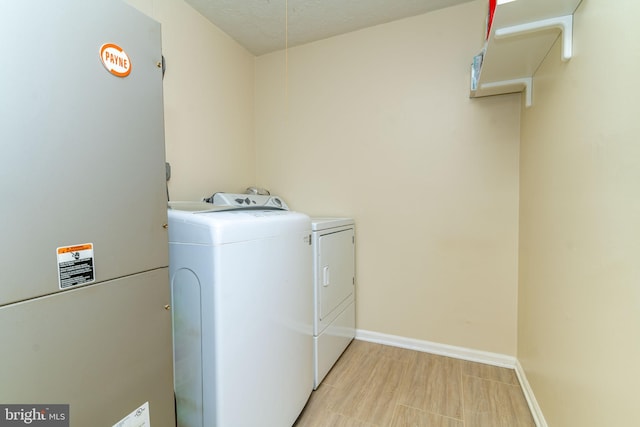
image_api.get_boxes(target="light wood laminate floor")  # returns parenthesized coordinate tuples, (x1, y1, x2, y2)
(294, 340, 535, 427)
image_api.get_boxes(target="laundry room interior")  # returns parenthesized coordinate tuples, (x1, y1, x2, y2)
(117, 0, 635, 423)
(2, 0, 637, 426)
(129, 0, 636, 425)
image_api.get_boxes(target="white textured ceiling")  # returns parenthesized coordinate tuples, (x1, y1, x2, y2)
(184, 0, 475, 56)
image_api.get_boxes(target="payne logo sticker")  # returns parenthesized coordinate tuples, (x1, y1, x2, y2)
(100, 43, 131, 77)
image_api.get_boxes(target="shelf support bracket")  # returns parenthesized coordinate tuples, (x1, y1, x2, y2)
(494, 14, 574, 61)
(481, 77, 533, 107)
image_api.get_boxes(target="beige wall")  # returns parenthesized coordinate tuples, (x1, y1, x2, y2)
(125, 0, 256, 201)
(255, 0, 521, 355)
(518, 0, 640, 425)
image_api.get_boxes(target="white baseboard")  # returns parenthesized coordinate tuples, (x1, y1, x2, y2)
(355, 329, 517, 368)
(355, 329, 546, 427)
(514, 359, 548, 427)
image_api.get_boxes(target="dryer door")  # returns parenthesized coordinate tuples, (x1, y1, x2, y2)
(318, 229, 355, 321)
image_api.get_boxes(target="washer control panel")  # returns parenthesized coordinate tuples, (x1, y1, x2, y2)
(211, 193, 289, 210)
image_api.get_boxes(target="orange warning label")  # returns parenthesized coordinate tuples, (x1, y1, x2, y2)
(57, 244, 93, 254)
(57, 243, 95, 289)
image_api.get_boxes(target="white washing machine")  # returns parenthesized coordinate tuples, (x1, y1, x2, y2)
(168, 196, 313, 427)
(311, 218, 356, 389)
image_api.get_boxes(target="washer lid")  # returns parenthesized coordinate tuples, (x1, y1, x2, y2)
(168, 208, 310, 245)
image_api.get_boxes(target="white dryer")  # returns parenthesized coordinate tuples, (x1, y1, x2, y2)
(168, 197, 313, 427)
(311, 218, 356, 389)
